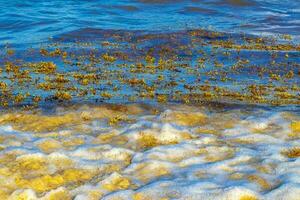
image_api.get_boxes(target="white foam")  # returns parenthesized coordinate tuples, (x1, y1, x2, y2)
(0, 105, 299, 199)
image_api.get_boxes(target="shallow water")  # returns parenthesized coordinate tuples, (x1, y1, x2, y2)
(0, 0, 300, 199)
(0, 103, 299, 199)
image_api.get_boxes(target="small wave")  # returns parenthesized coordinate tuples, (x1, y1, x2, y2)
(0, 0, 299, 45)
(0, 103, 299, 199)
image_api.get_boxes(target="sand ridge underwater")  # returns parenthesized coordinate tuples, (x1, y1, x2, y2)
(0, 103, 299, 199)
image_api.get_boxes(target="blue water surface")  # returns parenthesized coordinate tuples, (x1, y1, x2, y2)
(0, 0, 299, 46)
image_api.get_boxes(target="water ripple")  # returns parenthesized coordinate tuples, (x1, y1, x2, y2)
(0, 0, 299, 45)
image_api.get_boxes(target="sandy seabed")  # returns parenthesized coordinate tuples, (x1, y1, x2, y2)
(0, 103, 299, 200)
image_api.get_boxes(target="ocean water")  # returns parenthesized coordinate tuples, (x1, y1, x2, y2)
(0, 0, 300, 199)
(1, 0, 300, 45)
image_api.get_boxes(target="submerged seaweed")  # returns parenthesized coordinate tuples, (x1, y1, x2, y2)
(0, 29, 299, 108)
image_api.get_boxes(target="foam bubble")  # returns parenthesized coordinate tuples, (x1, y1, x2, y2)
(0, 104, 298, 199)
